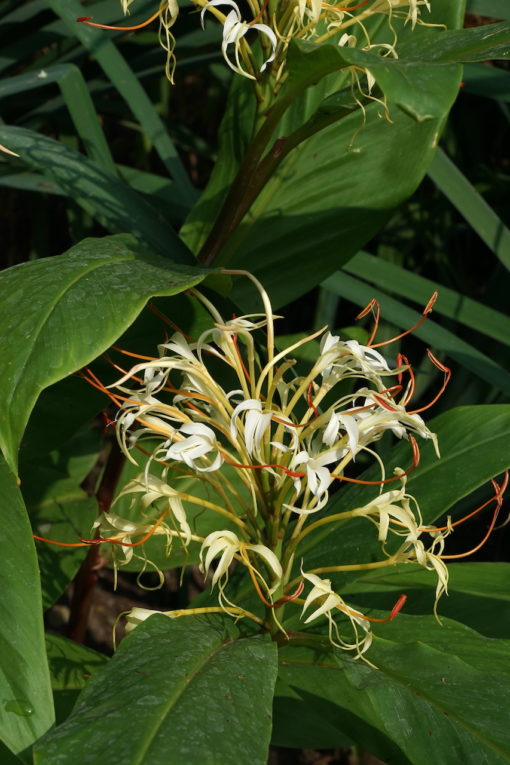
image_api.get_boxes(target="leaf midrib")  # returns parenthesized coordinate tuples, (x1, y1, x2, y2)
(131, 635, 236, 765)
(5, 254, 134, 415)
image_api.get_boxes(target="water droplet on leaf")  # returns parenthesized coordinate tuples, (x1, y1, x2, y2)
(4, 699, 34, 716)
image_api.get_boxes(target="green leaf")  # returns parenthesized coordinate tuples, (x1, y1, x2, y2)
(467, 0, 510, 19)
(400, 20, 510, 62)
(0, 234, 209, 475)
(22, 462, 98, 610)
(463, 62, 510, 102)
(323, 271, 510, 392)
(428, 147, 510, 271)
(187, 1, 467, 309)
(0, 126, 190, 262)
(287, 38, 461, 121)
(276, 616, 510, 762)
(46, 0, 196, 202)
(342, 251, 510, 346)
(35, 614, 278, 765)
(341, 562, 510, 638)
(0, 458, 54, 753)
(45, 635, 108, 726)
(0, 64, 116, 174)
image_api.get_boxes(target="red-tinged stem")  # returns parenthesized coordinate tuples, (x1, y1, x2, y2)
(67, 441, 126, 643)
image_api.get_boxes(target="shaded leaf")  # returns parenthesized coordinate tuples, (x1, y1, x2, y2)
(0, 458, 54, 753)
(36, 615, 277, 765)
(0, 234, 209, 475)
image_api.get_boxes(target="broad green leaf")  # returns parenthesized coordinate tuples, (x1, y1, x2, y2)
(428, 148, 510, 271)
(22, 462, 98, 610)
(400, 20, 510, 62)
(45, 635, 108, 726)
(35, 614, 278, 765)
(299, 405, 510, 570)
(286, 39, 461, 121)
(343, 251, 510, 346)
(467, 0, 510, 19)
(276, 616, 510, 762)
(0, 126, 190, 262)
(0, 234, 209, 475)
(323, 271, 510, 392)
(0, 458, 54, 753)
(341, 562, 510, 638)
(19, 293, 212, 462)
(464, 62, 510, 102)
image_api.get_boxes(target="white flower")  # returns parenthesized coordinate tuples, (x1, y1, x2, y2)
(301, 572, 372, 654)
(200, 530, 282, 593)
(290, 448, 341, 498)
(118, 474, 192, 546)
(125, 607, 174, 633)
(201, 0, 277, 79)
(230, 398, 273, 457)
(165, 422, 223, 472)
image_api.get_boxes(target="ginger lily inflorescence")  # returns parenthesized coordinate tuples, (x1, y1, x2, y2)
(34, 269, 508, 658)
(78, 0, 433, 84)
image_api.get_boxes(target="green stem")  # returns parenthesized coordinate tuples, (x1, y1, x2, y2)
(198, 94, 360, 266)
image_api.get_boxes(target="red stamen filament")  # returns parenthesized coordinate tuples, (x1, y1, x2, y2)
(356, 298, 380, 346)
(332, 435, 419, 486)
(440, 472, 508, 560)
(77, 7, 163, 31)
(250, 0, 270, 25)
(408, 350, 451, 415)
(369, 292, 438, 349)
(396, 353, 415, 407)
(357, 593, 407, 623)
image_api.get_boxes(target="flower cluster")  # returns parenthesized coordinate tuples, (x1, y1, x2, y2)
(71, 268, 507, 658)
(78, 0, 433, 84)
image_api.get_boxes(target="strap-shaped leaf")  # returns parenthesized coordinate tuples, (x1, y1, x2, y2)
(0, 126, 190, 262)
(428, 148, 510, 271)
(323, 271, 510, 392)
(35, 614, 278, 765)
(0, 458, 54, 753)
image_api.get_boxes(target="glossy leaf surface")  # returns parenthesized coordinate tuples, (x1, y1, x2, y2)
(36, 615, 278, 765)
(0, 235, 208, 474)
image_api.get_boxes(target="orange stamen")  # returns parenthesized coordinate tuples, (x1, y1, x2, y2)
(363, 593, 407, 623)
(33, 536, 88, 547)
(357, 298, 380, 347)
(250, 0, 269, 25)
(77, 6, 163, 31)
(306, 382, 319, 418)
(332, 435, 420, 485)
(370, 292, 438, 349)
(79, 511, 168, 548)
(337, 593, 406, 623)
(397, 353, 415, 406)
(111, 345, 157, 361)
(408, 350, 451, 414)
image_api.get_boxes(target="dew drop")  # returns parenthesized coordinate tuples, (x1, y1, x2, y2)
(4, 699, 34, 717)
